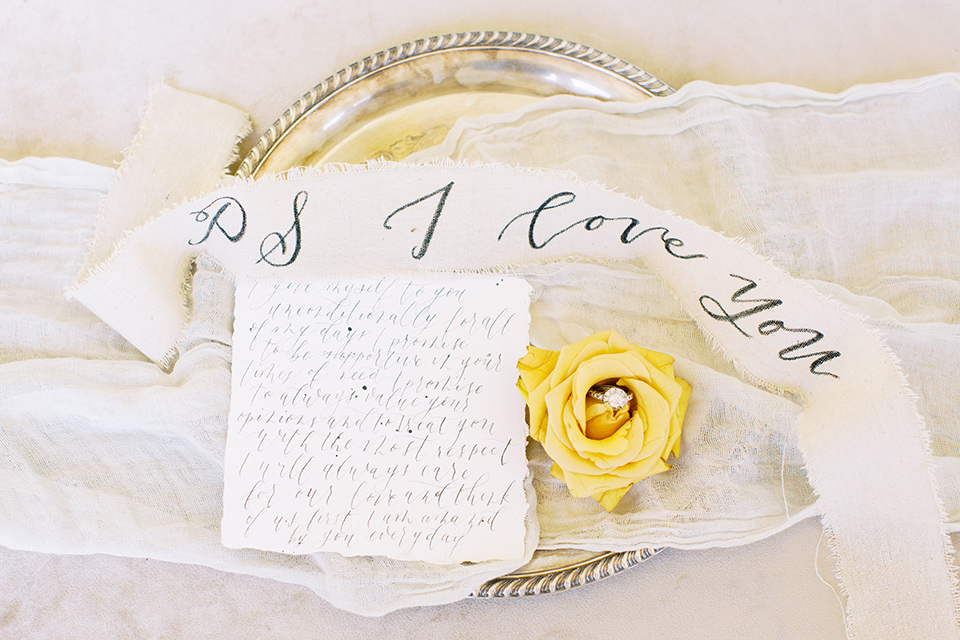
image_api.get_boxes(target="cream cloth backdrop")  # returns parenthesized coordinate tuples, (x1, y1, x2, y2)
(2, 75, 960, 638)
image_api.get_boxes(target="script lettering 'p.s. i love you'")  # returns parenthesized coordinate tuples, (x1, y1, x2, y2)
(221, 275, 533, 564)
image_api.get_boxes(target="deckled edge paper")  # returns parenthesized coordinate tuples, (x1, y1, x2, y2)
(222, 274, 533, 564)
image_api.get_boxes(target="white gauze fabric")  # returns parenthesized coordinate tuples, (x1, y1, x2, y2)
(406, 73, 960, 545)
(1, 76, 958, 637)
(0, 159, 539, 616)
(404, 74, 960, 637)
(65, 157, 959, 635)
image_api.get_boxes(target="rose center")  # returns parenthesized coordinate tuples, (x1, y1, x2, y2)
(583, 397, 631, 440)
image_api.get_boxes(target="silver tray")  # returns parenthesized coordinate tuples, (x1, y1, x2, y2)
(237, 31, 674, 177)
(235, 30, 673, 597)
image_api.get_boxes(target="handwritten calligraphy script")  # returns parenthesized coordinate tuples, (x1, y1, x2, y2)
(386, 183, 841, 379)
(221, 275, 533, 564)
(182, 180, 842, 381)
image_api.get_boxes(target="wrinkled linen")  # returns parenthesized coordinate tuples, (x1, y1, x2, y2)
(0, 159, 539, 615)
(2, 75, 960, 635)
(406, 78, 960, 637)
(407, 75, 960, 546)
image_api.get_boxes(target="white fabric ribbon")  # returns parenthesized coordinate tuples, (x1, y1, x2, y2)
(69, 160, 960, 637)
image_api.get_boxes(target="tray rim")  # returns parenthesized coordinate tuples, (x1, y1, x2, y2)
(471, 548, 664, 598)
(235, 30, 675, 178)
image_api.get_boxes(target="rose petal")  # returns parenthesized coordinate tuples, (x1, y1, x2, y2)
(594, 486, 633, 512)
(540, 377, 574, 441)
(546, 419, 637, 472)
(544, 429, 596, 475)
(583, 399, 630, 440)
(526, 379, 552, 441)
(668, 377, 691, 458)
(517, 345, 559, 400)
(612, 453, 671, 481)
(552, 337, 611, 382)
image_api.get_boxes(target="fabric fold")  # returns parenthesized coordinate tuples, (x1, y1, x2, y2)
(3, 75, 959, 634)
(66, 157, 960, 635)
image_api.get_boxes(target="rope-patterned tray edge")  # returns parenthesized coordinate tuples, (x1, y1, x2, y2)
(236, 31, 674, 178)
(471, 547, 664, 598)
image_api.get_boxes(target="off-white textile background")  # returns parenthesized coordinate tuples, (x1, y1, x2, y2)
(3, 1, 960, 639)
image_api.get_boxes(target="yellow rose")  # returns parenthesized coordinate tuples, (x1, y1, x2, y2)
(517, 330, 690, 511)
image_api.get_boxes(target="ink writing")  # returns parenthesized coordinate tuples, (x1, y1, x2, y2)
(257, 190, 306, 267)
(221, 275, 532, 564)
(381, 183, 704, 261)
(699, 274, 841, 378)
(699, 274, 783, 338)
(188, 196, 247, 245)
(498, 191, 706, 259)
(187, 191, 306, 267)
(383, 181, 454, 260)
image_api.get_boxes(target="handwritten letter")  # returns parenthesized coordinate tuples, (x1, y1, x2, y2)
(221, 275, 533, 564)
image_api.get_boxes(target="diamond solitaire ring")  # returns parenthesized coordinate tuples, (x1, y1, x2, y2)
(587, 384, 633, 411)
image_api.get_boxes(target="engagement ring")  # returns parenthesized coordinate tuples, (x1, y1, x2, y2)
(587, 384, 633, 411)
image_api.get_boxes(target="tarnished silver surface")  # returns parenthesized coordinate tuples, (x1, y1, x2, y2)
(236, 30, 673, 597)
(237, 31, 675, 178)
(472, 548, 663, 598)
